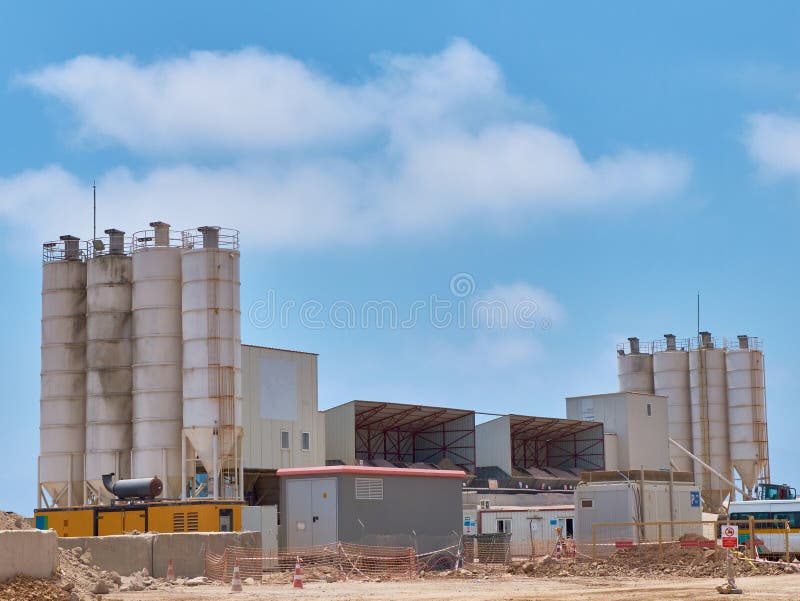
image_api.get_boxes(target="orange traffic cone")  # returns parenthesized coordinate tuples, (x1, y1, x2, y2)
(230, 558, 243, 593)
(166, 559, 175, 582)
(293, 556, 303, 589)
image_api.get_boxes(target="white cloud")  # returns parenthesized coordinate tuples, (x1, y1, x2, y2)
(2, 40, 691, 251)
(746, 113, 800, 177)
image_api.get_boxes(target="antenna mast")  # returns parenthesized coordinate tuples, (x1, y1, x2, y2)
(93, 180, 97, 242)
(696, 291, 700, 339)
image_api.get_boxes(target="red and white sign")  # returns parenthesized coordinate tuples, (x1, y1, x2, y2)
(721, 525, 738, 548)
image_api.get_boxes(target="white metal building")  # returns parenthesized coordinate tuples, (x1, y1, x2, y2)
(241, 345, 324, 470)
(463, 504, 575, 557)
(565, 391, 670, 471)
(241, 344, 325, 507)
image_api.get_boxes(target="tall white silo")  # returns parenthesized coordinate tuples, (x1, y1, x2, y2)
(726, 335, 768, 497)
(39, 236, 86, 507)
(131, 222, 183, 498)
(181, 227, 243, 500)
(618, 337, 654, 393)
(689, 331, 731, 510)
(85, 229, 133, 503)
(653, 334, 693, 473)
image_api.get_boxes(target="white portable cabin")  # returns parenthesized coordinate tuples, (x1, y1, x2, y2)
(464, 504, 575, 557)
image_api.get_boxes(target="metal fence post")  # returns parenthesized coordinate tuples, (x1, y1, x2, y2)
(658, 523, 663, 563)
(785, 521, 790, 564)
(592, 525, 596, 560)
(748, 515, 756, 560)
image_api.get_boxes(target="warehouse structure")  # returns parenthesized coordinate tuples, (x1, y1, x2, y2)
(324, 401, 476, 472)
(475, 414, 604, 483)
(617, 333, 769, 508)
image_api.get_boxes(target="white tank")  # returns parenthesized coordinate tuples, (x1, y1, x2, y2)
(618, 337, 654, 393)
(85, 229, 133, 503)
(131, 222, 183, 499)
(39, 236, 86, 507)
(181, 227, 242, 499)
(726, 336, 768, 496)
(689, 332, 731, 510)
(653, 335, 693, 473)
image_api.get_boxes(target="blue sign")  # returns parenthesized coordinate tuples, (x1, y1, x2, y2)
(550, 519, 558, 525)
(690, 491, 701, 507)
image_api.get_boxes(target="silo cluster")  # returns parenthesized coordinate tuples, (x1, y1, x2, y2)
(617, 333, 769, 509)
(38, 224, 242, 507)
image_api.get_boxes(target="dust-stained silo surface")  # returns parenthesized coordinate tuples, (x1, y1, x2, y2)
(85, 230, 133, 503)
(131, 222, 183, 498)
(40, 236, 87, 507)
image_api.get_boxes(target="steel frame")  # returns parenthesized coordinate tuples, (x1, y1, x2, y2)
(352, 402, 476, 473)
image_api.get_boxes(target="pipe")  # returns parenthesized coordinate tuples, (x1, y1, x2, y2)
(180, 434, 186, 500)
(669, 438, 752, 500)
(212, 428, 219, 500)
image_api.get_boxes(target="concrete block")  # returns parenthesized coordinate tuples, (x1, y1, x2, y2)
(152, 531, 261, 578)
(59, 534, 154, 576)
(0, 529, 59, 581)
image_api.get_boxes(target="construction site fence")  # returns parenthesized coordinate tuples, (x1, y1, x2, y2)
(587, 519, 793, 562)
(205, 542, 421, 582)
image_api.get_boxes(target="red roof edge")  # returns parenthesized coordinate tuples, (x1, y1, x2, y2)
(276, 465, 466, 479)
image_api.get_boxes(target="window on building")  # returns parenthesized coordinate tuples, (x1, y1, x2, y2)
(646, 403, 652, 417)
(301, 432, 311, 451)
(581, 499, 594, 509)
(280, 430, 290, 450)
(496, 518, 512, 533)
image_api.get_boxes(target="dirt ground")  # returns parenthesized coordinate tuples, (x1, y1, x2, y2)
(98, 574, 800, 601)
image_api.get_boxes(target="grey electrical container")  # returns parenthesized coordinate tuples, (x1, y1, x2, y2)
(278, 466, 465, 553)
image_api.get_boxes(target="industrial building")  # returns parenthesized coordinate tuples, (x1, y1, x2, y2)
(38, 225, 327, 514)
(565, 391, 670, 471)
(616, 333, 769, 509)
(278, 465, 464, 553)
(475, 414, 605, 483)
(324, 401, 476, 472)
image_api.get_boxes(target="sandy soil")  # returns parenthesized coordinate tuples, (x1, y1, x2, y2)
(102, 574, 800, 601)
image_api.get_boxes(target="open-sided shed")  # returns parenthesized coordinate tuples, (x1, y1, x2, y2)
(476, 414, 604, 478)
(324, 401, 476, 472)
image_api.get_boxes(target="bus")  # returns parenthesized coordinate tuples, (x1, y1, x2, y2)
(727, 485, 799, 559)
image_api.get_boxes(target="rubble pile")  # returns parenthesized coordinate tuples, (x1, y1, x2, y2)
(0, 576, 69, 601)
(0, 511, 32, 531)
(507, 545, 795, 579)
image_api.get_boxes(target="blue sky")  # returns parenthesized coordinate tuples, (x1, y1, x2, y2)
(2, 2, 799, 514)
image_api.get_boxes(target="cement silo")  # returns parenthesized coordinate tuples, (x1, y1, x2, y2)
(653, 334, 693, 473)
(39, 236, 86, 507)
(85, 229, 133, 504)
(618, 337, 654, 393)
(689, 332, 731, 510)
(131, 222, 183, 499)
(181, 227, 243, 500)
(726, 335, 769, 497)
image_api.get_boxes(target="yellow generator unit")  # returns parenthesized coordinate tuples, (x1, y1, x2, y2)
(34, 501, 243, 537)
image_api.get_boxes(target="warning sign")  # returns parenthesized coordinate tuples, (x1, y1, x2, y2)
(721, 525, 738, 548)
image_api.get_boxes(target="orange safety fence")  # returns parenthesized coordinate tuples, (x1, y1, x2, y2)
(205, 542, 418, 583)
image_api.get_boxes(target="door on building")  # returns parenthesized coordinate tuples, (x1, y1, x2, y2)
(557, 518, 574, 538)
(286, 478, 337, 548)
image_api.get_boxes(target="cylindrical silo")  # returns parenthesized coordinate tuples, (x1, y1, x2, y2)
(181, 227, 242, 499)
(618, 337, 654, 393)
(653, 334, 693, 473)
(131, 222, 183, 499)
(85, 229, 133, 504)
(39, 236, 86, 507)
(689, 332, 731, 510)
(726, 335, 768, 497)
